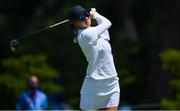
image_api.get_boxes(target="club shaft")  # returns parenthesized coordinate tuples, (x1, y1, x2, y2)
(16, 27, 48, 41)
(15, 19, 69, 41)
(48, 19, 69, 28)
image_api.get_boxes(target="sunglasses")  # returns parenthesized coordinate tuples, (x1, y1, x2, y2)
(79, 11, 90, 21)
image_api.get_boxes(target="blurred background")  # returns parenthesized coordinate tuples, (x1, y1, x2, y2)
(0, 0, 180, 110)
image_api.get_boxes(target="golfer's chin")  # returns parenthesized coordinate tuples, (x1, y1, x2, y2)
(84, 22, 91, 28)
(80, 24, 91, 29)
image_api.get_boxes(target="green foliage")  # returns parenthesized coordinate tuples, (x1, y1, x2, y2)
(161, 98, 180, 109)
(0, 54, 62, 109)
(160, 49, 180, 109)
(118, 68, 137, 86)
(116, 39, 141, 87)
(160, 49, 180, 73)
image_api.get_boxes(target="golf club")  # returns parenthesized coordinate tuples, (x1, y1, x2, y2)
(10, 19, 69, 52)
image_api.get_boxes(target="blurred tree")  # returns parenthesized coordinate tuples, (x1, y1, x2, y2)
(160, 49, 180, 109)
(0, 54, 62, 109)
(143, 0, 180, 103)
(103, 0, 152, 106)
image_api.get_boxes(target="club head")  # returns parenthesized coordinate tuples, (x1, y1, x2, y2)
(10, 39, 20, 52)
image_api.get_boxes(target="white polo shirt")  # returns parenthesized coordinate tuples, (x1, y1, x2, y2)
(77, 12, 118, 80)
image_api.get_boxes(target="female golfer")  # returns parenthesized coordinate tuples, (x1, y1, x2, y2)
(69, 5, 120, 110)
